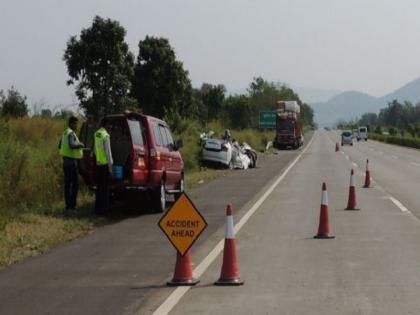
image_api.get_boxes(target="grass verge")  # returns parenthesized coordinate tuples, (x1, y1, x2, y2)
(370, 133, 420, 149)
(0, 167, 229, 268)
(0, 117, 275, 268)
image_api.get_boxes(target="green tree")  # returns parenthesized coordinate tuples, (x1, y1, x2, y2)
(54, 109, 74, 120)
(195, 83, 226, 122)
(247, 77, 314, 127)
(407, 124, 416, 137)
(300, 103, 314, 127)
(132, 36, 195, 119)
(222, 95, 253, 130)
(63, 16, 136, 120)
(1, 87, 28, 118)
(389, 127, 397, 136)
(359, 112, 378, 126)
(374, 125, 382, 134)
(0, 90, 4, 114)
(41, 109, 52, 118)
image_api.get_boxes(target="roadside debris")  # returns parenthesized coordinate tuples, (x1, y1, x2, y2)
(200, 130, 258, 170)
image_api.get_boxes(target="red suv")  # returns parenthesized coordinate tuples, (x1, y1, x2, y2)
(78, 112, 184, 212)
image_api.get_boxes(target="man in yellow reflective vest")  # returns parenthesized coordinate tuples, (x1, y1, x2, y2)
(94, 122, 113, 215)
(58, 116, 84, 212)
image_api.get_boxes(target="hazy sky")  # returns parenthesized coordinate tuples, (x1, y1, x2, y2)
(2, 0, 420, 109)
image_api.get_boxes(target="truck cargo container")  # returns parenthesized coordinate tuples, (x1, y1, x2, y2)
(273, 101, 303, 150)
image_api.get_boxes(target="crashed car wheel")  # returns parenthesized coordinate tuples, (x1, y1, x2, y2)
(251, 153, 257, 168)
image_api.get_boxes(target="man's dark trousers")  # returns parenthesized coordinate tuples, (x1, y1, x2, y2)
(63, 163, 79, 209)
(95, 165, 110, 215)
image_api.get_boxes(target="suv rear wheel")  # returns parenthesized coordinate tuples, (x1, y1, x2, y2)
(152, 180, 166, 213)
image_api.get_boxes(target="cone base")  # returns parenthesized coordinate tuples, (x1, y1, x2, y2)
(363, 185, 371, 188)
(314, 234, 335, 239)
(345, 207, 360, 211)
(214, 278, 244, 286)
(167, 278, 200, 286)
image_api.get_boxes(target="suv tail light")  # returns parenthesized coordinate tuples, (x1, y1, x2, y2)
(137, 157, 145, 168)
(133, 150, 146, 170)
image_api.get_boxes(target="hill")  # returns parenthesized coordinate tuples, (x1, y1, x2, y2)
(312, 77, 420, 126)
(379, 77, 420, 104)
(293, 86, 342, 103)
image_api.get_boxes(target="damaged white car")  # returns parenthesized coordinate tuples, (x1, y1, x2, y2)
(200, 130, 258, 169)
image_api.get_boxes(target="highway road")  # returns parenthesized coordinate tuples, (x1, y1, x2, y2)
(3, 130, 420, 315)
(159, 130, 420, 315)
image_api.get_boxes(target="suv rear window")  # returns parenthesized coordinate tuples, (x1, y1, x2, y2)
(103, 118, 130, 141)
(359, 128, 367, 132)
(342, 132, 351, 137)
(159, 125, 169, 147)
(164, 127, 174, 146)
(128, 119, 143, 145)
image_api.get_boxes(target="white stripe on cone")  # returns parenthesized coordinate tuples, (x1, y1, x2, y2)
(350, 174, 356, 187)
(321, 190, 328, 206)
(226, 216, 235, 239)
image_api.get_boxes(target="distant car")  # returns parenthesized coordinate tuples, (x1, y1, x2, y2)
(357, 126, 368, 141)
(341, 130, 353, 146)
(202, 138, 233, 168)
(352, 129, 358, 138)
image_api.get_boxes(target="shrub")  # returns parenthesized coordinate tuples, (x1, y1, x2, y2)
(374, 126, 382, 134)
(370, 133, 420, 149)
(389, 127, 397, 136)
(0, 118, 66, 229)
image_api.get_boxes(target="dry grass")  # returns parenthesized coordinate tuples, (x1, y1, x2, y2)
(0, 116, 275, 268)
(0, 213, 95, 267)
(185, 168, 230, 190)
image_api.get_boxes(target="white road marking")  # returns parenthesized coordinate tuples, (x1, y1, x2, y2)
(410, 162, 420, 167)
(345, 155, 350, 160)
(389, 196, 410, 213)
(150, 131, 317, 315)
(352, 162, 358, 168)
(392, 155, 399, 159)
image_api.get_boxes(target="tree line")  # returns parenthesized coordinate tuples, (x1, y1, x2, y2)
(337, 99, 420, 137)
(2, 16, 314, 129)
(0, 88, 76, 120)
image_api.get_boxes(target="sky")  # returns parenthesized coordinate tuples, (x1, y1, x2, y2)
(1, 0, 420, 109)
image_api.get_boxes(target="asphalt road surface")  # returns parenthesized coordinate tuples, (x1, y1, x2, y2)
(0, 137, 306, 315)
(3, 130, 420, 315)
(164, 130, 420, 315)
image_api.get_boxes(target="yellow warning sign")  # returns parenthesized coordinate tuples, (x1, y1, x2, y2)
(158, 193, 208, 256)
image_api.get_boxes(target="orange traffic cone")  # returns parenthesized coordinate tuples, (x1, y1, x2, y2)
(167, 250, 199, 286)
(314, 183, 335, 239)
(335, 142, 340, 152)
(346, 169, 360, 210)
(215, 204, 244, 286)
(363, 159, 371, 188)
